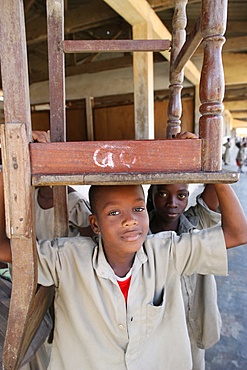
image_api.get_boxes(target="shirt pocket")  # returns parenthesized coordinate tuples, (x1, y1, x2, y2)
(145, 286, 167, 338)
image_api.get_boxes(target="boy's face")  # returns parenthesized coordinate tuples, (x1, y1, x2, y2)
(89, 185, 149, 260)
(150, 184, 189, 224)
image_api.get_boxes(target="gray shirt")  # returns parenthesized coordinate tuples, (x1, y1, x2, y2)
(181, 197, 222, 349)
(38, 226, 227, 370)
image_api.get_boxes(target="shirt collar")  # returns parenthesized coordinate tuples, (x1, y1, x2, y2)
(178, 213, 198, 234)
(92, 235, 147, 281)
(147, 210, 199, 235)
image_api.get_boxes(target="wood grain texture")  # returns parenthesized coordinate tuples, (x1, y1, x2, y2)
(30, 139, 202, 175)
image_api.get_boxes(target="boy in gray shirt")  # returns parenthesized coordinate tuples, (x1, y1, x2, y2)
(0, 183, 247, 369)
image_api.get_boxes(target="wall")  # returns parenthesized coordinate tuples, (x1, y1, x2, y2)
(29, 62, 192, 105)
(30, 94, 194, 141)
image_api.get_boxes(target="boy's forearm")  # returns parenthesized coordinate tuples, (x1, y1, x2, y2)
(0, 235, 12, 263)
(0, 170, 12, 262)
(213, 184, 247, 248)
(201, 184, 219, 212)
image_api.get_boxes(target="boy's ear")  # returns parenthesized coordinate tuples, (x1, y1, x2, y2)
(89, 214, 100, 234)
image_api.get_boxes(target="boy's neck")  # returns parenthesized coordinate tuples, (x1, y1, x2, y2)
(103, 249, 136, 278)
(113, 264, 133, 278)
(150, 214, 180, 233)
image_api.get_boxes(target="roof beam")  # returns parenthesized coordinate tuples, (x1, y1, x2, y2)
(224, 101, 247, 112)
(148, 0, 200, 11)
(26, 0, 118, 46)
(223, 53, 247, 85)
(232, 119, 247, 128)
(103, 0, 200, 85)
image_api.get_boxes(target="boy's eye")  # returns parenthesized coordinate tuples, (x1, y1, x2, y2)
(158, 192, 168, 198)
(134, 207, 145, 213)
(178, 193, 187, 200)
(108, 210, 120, 216)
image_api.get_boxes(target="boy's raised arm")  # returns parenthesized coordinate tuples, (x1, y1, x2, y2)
(201, 184, 219, 212)
(213, 183, 247, 248)
(0, 170, 12, 263)
(0, 235, 12, 263)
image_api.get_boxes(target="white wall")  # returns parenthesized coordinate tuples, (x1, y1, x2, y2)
(29, 62, 192, 105)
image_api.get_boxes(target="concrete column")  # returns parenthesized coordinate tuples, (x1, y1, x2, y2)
(133, 22, 154, 139)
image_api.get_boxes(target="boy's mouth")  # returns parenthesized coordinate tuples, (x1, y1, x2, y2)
(121, 229, 142, 242)
(167, 212, 179, 218)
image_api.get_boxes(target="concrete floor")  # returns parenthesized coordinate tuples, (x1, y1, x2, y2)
(204, 161, 247, 369)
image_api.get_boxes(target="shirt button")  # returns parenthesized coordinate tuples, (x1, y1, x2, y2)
(119, 324, 124, 330)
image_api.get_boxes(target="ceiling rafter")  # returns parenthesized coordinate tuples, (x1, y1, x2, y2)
(103, 0, 200, 85)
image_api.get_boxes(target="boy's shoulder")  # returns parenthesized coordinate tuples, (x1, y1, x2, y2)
(145, 231, 174, 247)
(56, 235, 95, 250)
(39, 236, 96, 259)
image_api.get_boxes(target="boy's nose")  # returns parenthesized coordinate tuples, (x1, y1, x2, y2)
(167, 196, 178, 208)
(123, 214, 137, 227)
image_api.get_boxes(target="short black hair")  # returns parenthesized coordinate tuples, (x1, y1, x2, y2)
(89, 184, 145, 215)
(146, 185, 154, 213)
(88, 185, 101, 215)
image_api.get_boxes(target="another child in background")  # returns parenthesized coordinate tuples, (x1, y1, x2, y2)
(147, 183, 221, 370)
(223, 138, 231, 165)
(236, 141, 247, 173)
(35, 185, 93, 240)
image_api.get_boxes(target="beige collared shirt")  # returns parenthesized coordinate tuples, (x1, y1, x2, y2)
(38, 226, 227, 370)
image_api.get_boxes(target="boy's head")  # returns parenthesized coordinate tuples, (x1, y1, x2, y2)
(88, 185, 149, 261)
(148, 184, 189, 225)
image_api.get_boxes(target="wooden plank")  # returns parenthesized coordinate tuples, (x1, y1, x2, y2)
(85, 97, 95, 141)
(0, 0, 32, 141)
(30, 139, 202, 175)
(1, 124, 33, 238)
(16, 285, 54, 368)
(53, 186, 68, 237)
(32, 171, 240, 187)
(63, 39, 171, 53)
(47, 0, 68, 238)
(3, 238, 36, 370)
(47, 0, 66, 142)
(1, 123, 37, 369)
(174, 17, 202, 73)
(133, 23, 154, 139)
(0, 1, 40, 368)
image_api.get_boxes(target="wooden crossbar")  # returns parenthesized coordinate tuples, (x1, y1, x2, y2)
(30, 140, 239, 186)
(173, 17, 202, 73)
(30, 139, 201, 175)
(62, 40, 171, 53)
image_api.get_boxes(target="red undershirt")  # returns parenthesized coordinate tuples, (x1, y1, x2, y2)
(116, 270, 132, 302)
